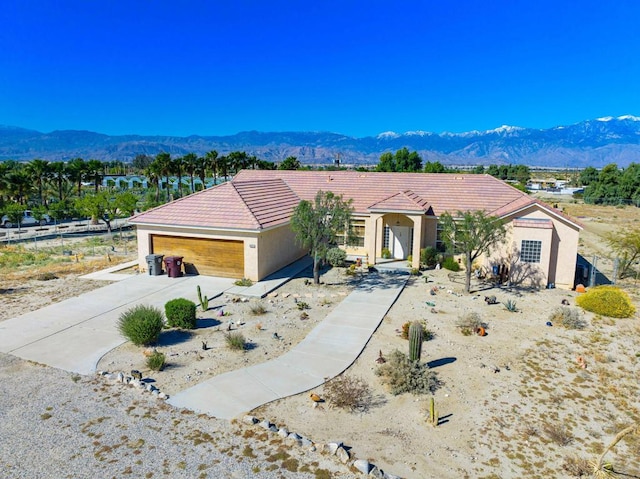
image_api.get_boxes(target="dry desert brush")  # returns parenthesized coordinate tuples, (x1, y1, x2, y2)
(323, 374, 373, 412)
(225, 332, 247, 351)
(118, 304, 164, 346)
(576, 286, 635, 318)
(549, 307, 587, 329)
(456, 312, 486, 336)
(375, 350, 440, 395)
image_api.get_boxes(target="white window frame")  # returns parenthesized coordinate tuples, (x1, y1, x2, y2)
(520, 240, 542, 263)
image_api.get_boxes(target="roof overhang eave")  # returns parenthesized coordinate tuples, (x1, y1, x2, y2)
(129, 220, 263, 233)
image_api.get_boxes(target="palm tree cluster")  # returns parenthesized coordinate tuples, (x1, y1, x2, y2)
(0, 151, 277, 225)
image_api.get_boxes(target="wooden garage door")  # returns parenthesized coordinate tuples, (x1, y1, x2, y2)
(151, 235, 244, 277)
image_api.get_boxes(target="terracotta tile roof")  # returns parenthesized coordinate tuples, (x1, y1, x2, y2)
(130, 170, 580, 231)
(232, 178, 300, 229)
(368, 190, 433, 214)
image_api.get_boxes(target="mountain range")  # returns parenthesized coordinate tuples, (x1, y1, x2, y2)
(1, 116, 639, 168)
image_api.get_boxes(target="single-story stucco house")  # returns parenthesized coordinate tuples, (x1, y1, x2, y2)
(129, 170, 582, 289)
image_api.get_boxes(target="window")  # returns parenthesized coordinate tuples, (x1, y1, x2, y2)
(336, 219, 366, 247)
(520, 240, 542, 263)
(436, 223, 446, 252)
(383, 226, 390, 249)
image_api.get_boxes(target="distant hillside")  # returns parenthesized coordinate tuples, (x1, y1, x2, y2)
(1, 116, 639, 167)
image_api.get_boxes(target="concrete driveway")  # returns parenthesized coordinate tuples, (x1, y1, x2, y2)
(0, 274, 236, 375)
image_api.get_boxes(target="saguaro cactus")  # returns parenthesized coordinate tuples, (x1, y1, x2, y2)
(408, 321, 423, 362)
(429, 396, 438, 427)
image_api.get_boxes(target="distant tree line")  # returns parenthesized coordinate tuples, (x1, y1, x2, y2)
(580, 163, 640, 206)
(372, 148, 531, 187)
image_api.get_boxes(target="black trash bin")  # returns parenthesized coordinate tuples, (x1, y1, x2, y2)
(164, 256, 184, 278)
(145, 254, 164, 276)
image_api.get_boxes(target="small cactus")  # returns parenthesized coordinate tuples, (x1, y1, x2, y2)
(428, 396, 438, 426)
(409, 321, 423, 362)
(197, 285, 209, 311)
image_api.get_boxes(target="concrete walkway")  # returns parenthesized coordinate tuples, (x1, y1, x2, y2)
(0, 274, 236, 375)
(168, 272, 407, 419)
(0, 257, 313, 375)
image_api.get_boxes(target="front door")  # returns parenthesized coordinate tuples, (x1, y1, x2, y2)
(390, 226, 411, 259)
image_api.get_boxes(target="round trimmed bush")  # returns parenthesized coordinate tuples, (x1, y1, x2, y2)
(118, 305, 164, 346)
(165, 298, 197, 329)
(576, 286, 635, 318)
(326, 247, 347, 267)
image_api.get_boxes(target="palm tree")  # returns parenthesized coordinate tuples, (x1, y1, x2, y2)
(6, 167, 32, 204)
(48, 161, 68, 202)
(170, 155, 185, 197)
(228, 151, 249, 175)
(145, 164, 161, 203)
(205, 150, 219, 185)
(182, 152, 198, 193)
(86, 159, 105, 193)
(151, 152, 172, 201)
(25, 159, 50, 206)
(218, 155, 230, 182)
(194, 155, 208, 190)
(67, 157, 87, 197)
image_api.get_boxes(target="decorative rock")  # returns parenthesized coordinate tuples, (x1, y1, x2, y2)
(326, 442, 342, 455)
(282, 293, 291, 298)
(369, 465, 384, 478)
(336, 446, 350, 464)
(243, 415, 259, 425)
(158, 392, 168, 400)
(116, 372, 124, 383)
(383, 474, 402, 479)
(259, 420, 272, 430)
(353, 459, 372, 474)
(278, 428, 289, 438)
(146, 384, 155, 392)
(300, 437, 313, 447)
(268, 424, 278, 433)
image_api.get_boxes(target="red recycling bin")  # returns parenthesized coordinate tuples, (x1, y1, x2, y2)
(164, 256, 184, 278)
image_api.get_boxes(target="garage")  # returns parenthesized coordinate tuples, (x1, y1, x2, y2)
(151, 235, 244, 278)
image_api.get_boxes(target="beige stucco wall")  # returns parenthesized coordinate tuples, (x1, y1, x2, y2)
(254, 225, 307, 280)
(487, 205, 580, 289)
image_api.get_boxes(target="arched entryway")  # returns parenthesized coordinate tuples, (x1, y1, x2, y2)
(381, 213, 414, 260)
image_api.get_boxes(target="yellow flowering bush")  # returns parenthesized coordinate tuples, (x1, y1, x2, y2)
(576, 286, 635, 318)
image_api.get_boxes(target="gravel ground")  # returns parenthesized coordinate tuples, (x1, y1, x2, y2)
(0, 353, 357, 479)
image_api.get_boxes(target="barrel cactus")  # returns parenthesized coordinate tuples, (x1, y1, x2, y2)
(408, 321, 423, 362)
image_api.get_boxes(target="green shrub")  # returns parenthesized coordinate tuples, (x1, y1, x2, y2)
(442, 256, 460, 272)
(117, 305, 164, 346)
(326, 247, 347, 267)
(576, 286, 635, 318)
(420, 247, 439, 269)
(164, 298, 197, 329)
(549, 307, 587, 329)
(297, 301, 310, 310)
(375, 350, 440, 395)
(225, 332, 246, 350)
(381, 247, 392, 259)
(234, 278, 253, 287)
(146, 350, 166, 371)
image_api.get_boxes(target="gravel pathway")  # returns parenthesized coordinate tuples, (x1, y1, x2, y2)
(0, 353, 356, 479)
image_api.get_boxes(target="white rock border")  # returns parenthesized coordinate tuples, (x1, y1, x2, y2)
(241, 415, 403, 479)
(97, 370, 170, 400)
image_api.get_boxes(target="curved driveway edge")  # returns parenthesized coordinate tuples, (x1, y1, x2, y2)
(167, 272, 408, 419)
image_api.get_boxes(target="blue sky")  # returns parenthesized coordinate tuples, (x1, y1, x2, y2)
(1, 1, 639, 137)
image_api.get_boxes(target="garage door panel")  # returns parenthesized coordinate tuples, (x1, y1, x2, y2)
(151, 235, 243, 277)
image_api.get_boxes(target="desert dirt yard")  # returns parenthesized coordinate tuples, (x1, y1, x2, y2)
(1, 197, 639, 479)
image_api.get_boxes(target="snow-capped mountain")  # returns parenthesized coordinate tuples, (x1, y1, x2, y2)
(1, 116, 639, 167)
